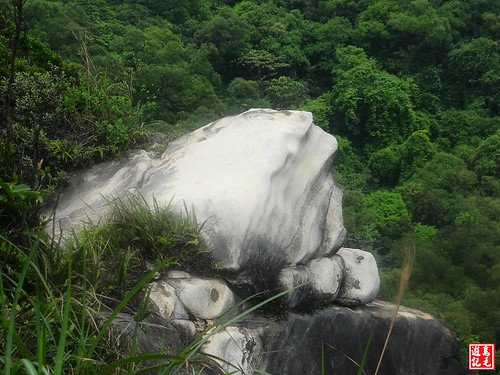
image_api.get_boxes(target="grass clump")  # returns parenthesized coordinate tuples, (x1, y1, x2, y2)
(67, 194, 216, 304)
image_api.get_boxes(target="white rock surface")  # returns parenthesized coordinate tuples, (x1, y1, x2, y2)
(334, 248, 380, 304)
(141, 109, 344, 269)
(49, 150, 152, 237)
(308, 256, 344, 298)
(166, 270, 191, 279)
(201, 326, 259, 375)
(46, 109, 345, 271)
(45, 109, 381, 308)
(279, 255, 345, 307)
(167, 277, 236, 320)
(148, 281, 189, 320)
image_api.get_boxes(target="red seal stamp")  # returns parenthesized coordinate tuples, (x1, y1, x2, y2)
(469, 343, 496, 370)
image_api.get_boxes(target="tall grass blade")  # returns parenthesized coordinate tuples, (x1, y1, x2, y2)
(20, 359, 38, 375)
(53, 258, 72, 375)
(3, 242, 37, 375)
(374, 244, 415, 375)
(100, 352, 178, 374)
(321, 341, 325, 375)
(87, 258, 172, 356)
(356, 329, 373, 375)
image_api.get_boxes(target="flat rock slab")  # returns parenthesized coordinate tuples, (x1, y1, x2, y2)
(111, 301, 465, 375)
(247, 301, 465, 375)
(209, 301, 465, 375)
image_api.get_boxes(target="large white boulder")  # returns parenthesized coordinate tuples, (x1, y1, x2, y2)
(140, 109, 345, 269)
(45, 109, 381, 308)
(48, 109, 346, 271)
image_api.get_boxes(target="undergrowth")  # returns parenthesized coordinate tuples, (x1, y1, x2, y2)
(65, 194, 217, 306)
(0, 185, 231, 374)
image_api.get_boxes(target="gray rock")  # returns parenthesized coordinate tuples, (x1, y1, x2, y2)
(148, 281, 189, 320)
(166, 270, 191, 279)
(47, 150, 152, 238)
(335, 247, 380, 305)
(201, 326, 259, 375)
(166, 277, 237, 320)
(45, 109, 380, 308)
(279, 255, 345, 308)
(140, 109, 344, 270)
(170, 319, 197, 341)
(248, 301, 466, 375)
(308, 256, 344, 300)
(108, 302, 465, 375)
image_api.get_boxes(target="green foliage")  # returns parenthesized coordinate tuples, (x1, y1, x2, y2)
(68, 194, 215, 299)
(238, 49, 291, 79)
(1, 0, 499, 363)
(0, 194, 292, 374)
(446, 37, 499, 112)
(399, 130, 437, 179)
(0, 69, 148, 189)
(363, 190, 410, 233)
(369, 146, 401, 187)
(304, 17, 352, 75)
(435, 107, 499, 151)
(473, 132, 499, 179)
(331, 46, 417, 149)
(195, 7, 250, 74)
(300, 93, 332, 130)
(400, 152, 477, 226)
(0, 235, 179, 374)
(413, 224, 437, 239)
(0, 181, 45, 283)
(333, 136, 370, 191)
(265, 76, 308, 109)
(225, 77, 269, 112)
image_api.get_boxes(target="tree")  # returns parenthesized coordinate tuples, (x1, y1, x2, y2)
(400, 152, 477, 226)
(363, 190, 411, 234)
(331, 46, 417, 149)
(195, 8, 250, 75)
(265, 76, 308, 109)
(300, 92, 332, 130)
(369, 146, 401, 187)
(304, 17, 352, 76)
(399, 130, 437, 179)
(225, 77, 268, 112)
(238, 49, 290, 80)
(445, 37, 499, 112)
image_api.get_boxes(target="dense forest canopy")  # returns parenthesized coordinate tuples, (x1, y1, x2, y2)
(1, 0, 499, 365)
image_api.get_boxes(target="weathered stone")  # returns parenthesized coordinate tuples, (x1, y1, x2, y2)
(46, 109, 346, 274)
(248, 301, 466, 375)
(167, 277, 237, 320)
(170, 319, 197, 341)
(166, 270, 191, 279)
(279, 255, 345, 308)
(45, 109, 381, 314)
(148, 281, 189, 320)
(335, 247, 380, 305)
(109, 302, 465, 375)
(308, 256, 344, 300)
(48, 150, 152, 238)
(201, 326, 259, 375)
(279, 265, 313, 308)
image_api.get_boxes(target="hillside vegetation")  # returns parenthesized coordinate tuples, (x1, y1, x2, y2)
(1, 0, 499, 370)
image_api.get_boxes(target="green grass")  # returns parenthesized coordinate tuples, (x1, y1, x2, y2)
(0, 191, 247, 374)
